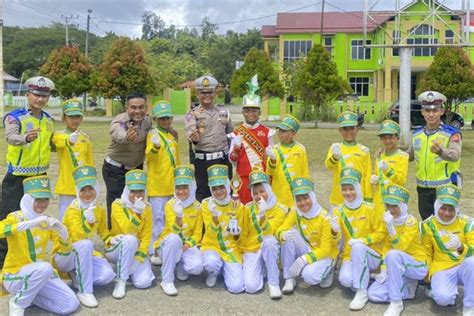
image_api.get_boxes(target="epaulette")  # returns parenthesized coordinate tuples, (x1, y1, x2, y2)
(406, 215, 417, 227)
(440, 124, 461, 136)
(359, 144, 370, 153)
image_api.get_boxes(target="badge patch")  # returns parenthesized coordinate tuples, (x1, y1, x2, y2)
(451, 133, 461, 143)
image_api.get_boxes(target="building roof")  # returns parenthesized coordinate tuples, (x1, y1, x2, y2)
(3, 71, 19, 82)
(261, 25, 277, 37)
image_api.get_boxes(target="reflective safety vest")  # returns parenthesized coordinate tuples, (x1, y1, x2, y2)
(412, 125, 460, 188)
(5, 108, 53, 176)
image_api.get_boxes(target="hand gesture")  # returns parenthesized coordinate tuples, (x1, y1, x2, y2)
(84, 206, 96, 224)
(257, 199, 269, 219)
(266, 146, 276, 162)
(332, 144, 341, 160)
(133, 197, 146, 214)
(234, 135, 243, 149)
(151, 134, 161, 148)
(330, 215, 340, 233)
(25, 127, 41, 142)
(227, 218, 241, 236)
(68, 131, 80, 145)
(173, 201, 184, 218)
(126, 126, 139, 143)
(445, 233, 462, 251)
(208, 199, 221, 217)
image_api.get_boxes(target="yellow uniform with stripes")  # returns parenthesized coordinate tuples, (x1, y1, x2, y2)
(267, 142, 310, 208)
(154, 198, 203, 249)
(109, 199, 153, 263)
(52, 131, 93, 195)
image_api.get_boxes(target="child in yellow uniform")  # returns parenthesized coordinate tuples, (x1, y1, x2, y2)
(266, 114, 309, 208)
(370, 120, 409, 213)
(421, 184, 474, 315)
(201, 164, 246, 293)
(56, 165, 115, 308)
(333, 167, 385, 311)
(277, 177, 339, 294)
(52, 100, 93, 219)
(105, 170, 155, 299)
(367, 184, 428, 316)
(241, 169, 287, 299)
(1, 176, 79, 315)
(325, 111, 372, 208)
(154, 165, 203, 296)
(146, 101, 180, 265)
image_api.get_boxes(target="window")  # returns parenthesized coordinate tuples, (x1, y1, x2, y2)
(407, 38, 438, 56)
(323, 36, 334, 56)
(283, 40, 312, 62)
(445, 30, 454, 44)
(351, 40, 371, 60)
(393, 30, 401, 56)
(349, 77, 370, 97)
(411, 24, 434, 36)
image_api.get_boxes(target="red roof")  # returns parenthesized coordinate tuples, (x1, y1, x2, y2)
(261, 25, 277, 37)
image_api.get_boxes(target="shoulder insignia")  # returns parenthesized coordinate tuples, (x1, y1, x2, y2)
(450, 133, 461, 143)
(406, 215, 416, 227)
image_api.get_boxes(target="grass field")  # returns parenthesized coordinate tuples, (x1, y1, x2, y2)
(1, 121, 473, 219)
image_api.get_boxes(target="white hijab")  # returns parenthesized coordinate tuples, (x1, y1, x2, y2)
(76, 184, 99, 210)
(251, 182, 277, 210)
(295, 191, 322, 219)
(120, 186, 147, 214)
(211, 180, 232, 206)
(175, 181, 197, 208)
(20, 194, 43, 220)
(393, 202, 409, 226)
(434, 199, 459, 226)
(343, 183, 363, 210)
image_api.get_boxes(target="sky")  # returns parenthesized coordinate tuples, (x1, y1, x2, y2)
(4, 0, 468, 38)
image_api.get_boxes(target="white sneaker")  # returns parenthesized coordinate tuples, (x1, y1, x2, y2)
(205, 272, 218, 287)
(176, 270, 189, 281)
(112, 279, 127, 299)
(9, 298, 24, 316)
(77, 293, 98, 308)
(406, 279, 418, 299)
(384, 300, 403, 316)
(319, 269, 334, 288)
(149, 255, 162, 266)
(464, 306, 474, 316)
(160, 281, 178, 296)
(268, 284, 282, 299)
(349, 289, 368, 311)
(282, 278, 296, 294)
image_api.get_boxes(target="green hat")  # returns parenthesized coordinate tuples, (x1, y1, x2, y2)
(23, 176, 53, 199)
(383, 184, 410, 205)
(125, 170, 147, 190)
(337, 111, 358, 128)
(277, 114, 300, 132)
(152, 101, 173, 118)
(249, 169, 270, 186)
(378, 120, 400, 136)
(73, 165, 97, 190)
(62, 99, 83, 116)
(436, 184, 461, 207)
(174, 165, 194, 186)
(340, 167, 362, 185)
(291, 177, 314, 196)
(207, 164, 229, 187)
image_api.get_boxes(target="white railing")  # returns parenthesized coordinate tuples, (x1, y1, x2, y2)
(4, 96, 106, 108)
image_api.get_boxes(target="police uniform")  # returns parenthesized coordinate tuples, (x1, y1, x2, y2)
(410, 91, 462, 220)
(184, 75, 233, 202)
(52, 100, 93, 219)
(1, 76, 55, 269)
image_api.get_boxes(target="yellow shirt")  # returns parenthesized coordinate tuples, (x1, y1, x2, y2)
(334, 202, 385, 262)
(372, 150, 409, 212)
(0, 211, 71, 275)
(154, 198, 203, 249)
(145, 128, 180, 197)
(240, 201, 288, 253)
(62, 200, 111, 257)
(109, 200, 153, 263)
(52, 130, 93, 195)
(276, 209, 339, 264)
(267, 142, 310, 207)
(201, 198, 246, 263)
(421, 214, 474, 278)
(325, 142, 372, 206)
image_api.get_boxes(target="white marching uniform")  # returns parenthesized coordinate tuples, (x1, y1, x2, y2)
(202, 249, 244, 293)
(149, 196, 172, 254)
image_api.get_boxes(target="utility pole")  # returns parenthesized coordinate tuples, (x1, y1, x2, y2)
(319, 0, 325, 44)
(83, 9, 92, 111)
(61, 14, 79, 46)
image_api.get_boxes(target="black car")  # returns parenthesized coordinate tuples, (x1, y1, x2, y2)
(388, 100, 464, 129)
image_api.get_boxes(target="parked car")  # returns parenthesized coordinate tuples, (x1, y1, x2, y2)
(388, 100, 464, 129)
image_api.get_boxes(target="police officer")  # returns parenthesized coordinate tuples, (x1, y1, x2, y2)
(1, 76, 55, 268)
(409, 91, 462, 220)
(102, 92, 152, 228)
(185, 75, 233, 202)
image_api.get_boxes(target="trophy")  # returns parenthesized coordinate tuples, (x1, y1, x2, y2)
(227, 173, 242, 234)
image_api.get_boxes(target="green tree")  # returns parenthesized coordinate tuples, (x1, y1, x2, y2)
(141, 11, 165, 40)
(40, 45, 93, 99)
(418, 47, 474, 121)
(291, 44, 349, 122)
(91, 37, 154, 105)
(230, 48, 283, 99)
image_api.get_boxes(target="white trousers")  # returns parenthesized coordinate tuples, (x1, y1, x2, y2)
(3, 262, 79, 314)
(339, 242, 382, 290)
(149, 196, 172, 254)
(54, 239, 116, 293)
(368, 250, 428, 302)
(243, 236, 281, 293)
(281, 230, 334, 285)
(158, 233, 203, 283)
(202, 250, 244, 293)
(58, 194, 75, 221)
(105, 234, 155, 288)
(431, 256, 474, 308)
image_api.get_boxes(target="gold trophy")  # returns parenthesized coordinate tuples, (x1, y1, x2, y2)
(227, 173, 242, 234)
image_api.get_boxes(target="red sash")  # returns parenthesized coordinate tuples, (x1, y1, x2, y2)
(235, 125, 267, 162)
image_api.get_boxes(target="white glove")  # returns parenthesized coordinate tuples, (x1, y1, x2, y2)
(84, 207, 96, 224)
(68, 131, 80, 145)
(383, 211, 396, 236)
(266, 147, 276, 161)
(332, 144, 341, 160)
(132, 197, 146, 214)
(282, 229, 296, 242)
(348, 238, 365, 246)
(257, 199, 269, 219)
(151, 134, 161, 148)
(17, 215, 49, 232)
(445, 233, 462, 251)
(370, 175, 380, 185)
(227, 218, 241, 236)
(234, 135, 243, 149)
(47, 217, 69, 240)
(289, 256, 307, 278)
(110, 234, 125, 246)
(173, 201, 184, 218)
(330, 215, 340, 233)
(378, 160, 389, 172)
(208, 199, 221, 217)
(375, 269, 387, 283)
(129, 259, 140, 275)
